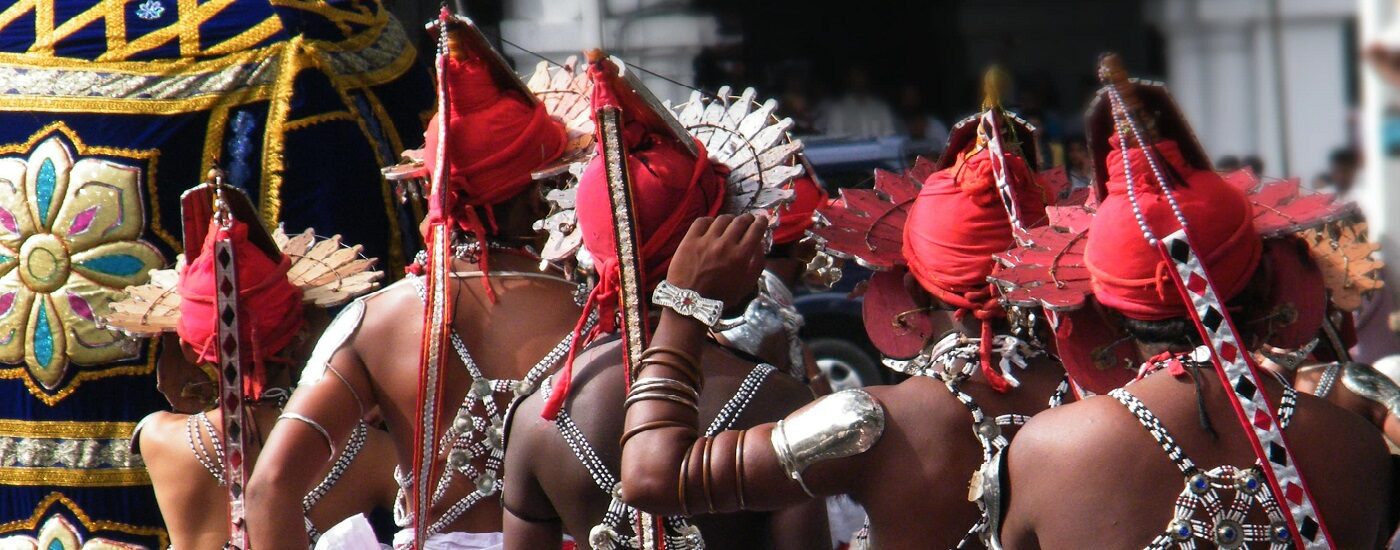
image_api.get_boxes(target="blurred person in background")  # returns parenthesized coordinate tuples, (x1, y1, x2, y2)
(817, 66, 898, 138)
(780, 72, 821, 135)
(1316, 147, 1360, 199)
(896, 83, 950, 158)
(1217, 154, 1243, 172)
(1243, 154, 1265, 176)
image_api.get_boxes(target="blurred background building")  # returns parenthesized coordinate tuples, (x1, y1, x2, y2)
(385, 0, 1398, 362)
(387, 0, 1366, 183)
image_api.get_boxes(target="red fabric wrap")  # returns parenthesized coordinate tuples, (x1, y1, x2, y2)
(904, 149, 1046, 313)
(903, 148, 1047, 392)
(539, 61, 726, 419)
(1084, 138, 1262, 321)
(176, 220, 304, 398)
(422, 56, 567, 227)
(772, 174, 827, 245)
(420, 52, 567, 300)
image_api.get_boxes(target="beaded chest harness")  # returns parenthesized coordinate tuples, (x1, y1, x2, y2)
(881, 332, 1069, 548)
(183, 408, 367, 545)
(1109, 377, 1298, 550)
(397, 277, 593, 537)
(551, 364, 777, 550)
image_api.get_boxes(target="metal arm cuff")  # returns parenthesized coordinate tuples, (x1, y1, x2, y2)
(770, 389, 885, 496)
(1342, 362, 1400, 419)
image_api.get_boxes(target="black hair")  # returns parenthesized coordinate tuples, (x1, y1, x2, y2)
(767, 241, 797, 260)
(1116, 261, 1273, 440)
(1329, 147, 1358, 167)
(1120, 316, 1197, 347)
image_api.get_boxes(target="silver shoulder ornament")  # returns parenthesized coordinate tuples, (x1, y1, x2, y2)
(299, 297, 367, 387)
(1341, 361, 1400, 419)
(770, 388, 885, 496)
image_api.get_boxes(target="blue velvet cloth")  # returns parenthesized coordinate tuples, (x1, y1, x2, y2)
(0, 1, 432, 546)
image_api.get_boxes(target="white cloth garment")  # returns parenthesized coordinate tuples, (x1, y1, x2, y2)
(314, 514, 386, 550)
(392, 530, 504, 550)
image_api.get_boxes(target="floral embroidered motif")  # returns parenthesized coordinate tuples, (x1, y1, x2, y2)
(0, 493, 165, 548)
(0, 130, 163, 392)
(0, 514, 143, 549)
(134, 0, 164, 21)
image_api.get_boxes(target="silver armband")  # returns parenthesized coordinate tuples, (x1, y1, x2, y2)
(1342, 362, 1400, 419)
(770, 389, 885, 496)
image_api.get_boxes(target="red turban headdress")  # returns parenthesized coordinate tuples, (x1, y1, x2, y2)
(903, 145, 1048, 391)
(177, 219, 304, 398)
(417, 43, 567, 299)
(905, 148, 1047, 313)
(421, 56, 567, 230)
(540, 59, 726, 419)
(1084, 137, 1262, 321)
(772, 172, 827, 245)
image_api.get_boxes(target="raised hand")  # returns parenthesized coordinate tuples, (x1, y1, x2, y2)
(665, 214, 770, 310)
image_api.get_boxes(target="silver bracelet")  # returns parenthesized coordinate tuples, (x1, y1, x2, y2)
(623, 391, 699, 411)
(652, 280, 725, 327)
(278, 413, 336, 461)
(630, 377, 700, 400)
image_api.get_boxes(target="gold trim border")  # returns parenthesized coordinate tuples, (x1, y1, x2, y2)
(0, 467, 149, 487)
(0, 419, 136, 439)
(0, 492, 168, 548)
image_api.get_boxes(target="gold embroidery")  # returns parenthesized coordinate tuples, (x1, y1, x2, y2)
(104, 0, 125, 53)
(35, 0, 107, 53)
(0, 492, 168, 548)
(31, 0, 53, 55)
(200, 104, 233, 206)
(258, 37, 305, 224)
(96, 0, 232, 62)
(2, 119, 181, 264)
(301, 49, 405, 275)
(0, 467, 149, 487)
(283, 111, 358, 133)
(178, 0, 198, 57)
(0, 1, 38, 32)
(0, 420, 136, 439)
(0, 123, 165, 401)
(203, 16, 284, 57)
(0, 341, 157, 406)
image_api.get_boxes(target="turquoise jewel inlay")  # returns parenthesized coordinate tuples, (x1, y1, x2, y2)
(36, 158, 56, 224)
(34, 303, 53, 369)
(77, 254, 146, 277)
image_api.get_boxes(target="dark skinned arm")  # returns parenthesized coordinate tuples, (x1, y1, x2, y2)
(770, 495, 831, 550)
(246, 342, 376, 550)
(620, 214, 878, 515)
(501, 393, 566, 548)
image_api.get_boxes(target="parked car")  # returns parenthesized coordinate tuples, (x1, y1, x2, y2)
(794, 135, 916, 390)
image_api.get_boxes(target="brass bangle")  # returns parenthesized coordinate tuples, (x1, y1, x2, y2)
(678, 443, 694, 517)
(702, 436, 717, 513)
(641, 346, 699, 371)
(734, 430, 748, 510)
(619, 420, 696, 449)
